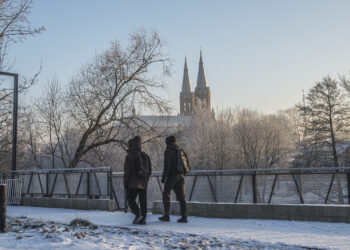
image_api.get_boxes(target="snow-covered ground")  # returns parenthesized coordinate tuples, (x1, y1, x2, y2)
(1, 206, 350, 249)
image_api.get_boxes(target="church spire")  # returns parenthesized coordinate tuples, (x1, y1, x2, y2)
(194, 49, 211, 111)
(181, 56, 192, 93)
(196, 49, 208, 88)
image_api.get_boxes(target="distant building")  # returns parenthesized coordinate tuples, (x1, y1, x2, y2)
(136, 50, 212, 130)
(180, 50, 211, 116)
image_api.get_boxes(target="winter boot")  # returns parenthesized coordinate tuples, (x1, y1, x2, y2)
(137, 216, 147, 225)
(133, 214, 143, 224)
(158, 215, 170, 222)
(177, 217, 187, 223)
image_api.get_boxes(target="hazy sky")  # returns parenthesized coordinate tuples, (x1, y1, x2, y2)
(7, 0, 350, 114)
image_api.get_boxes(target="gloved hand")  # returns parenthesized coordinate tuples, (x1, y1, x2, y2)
(161, 176, 166, 183)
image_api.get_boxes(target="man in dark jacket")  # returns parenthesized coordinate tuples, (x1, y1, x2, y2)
(159, 135, 188, 223)
(124, 136, 152, 225)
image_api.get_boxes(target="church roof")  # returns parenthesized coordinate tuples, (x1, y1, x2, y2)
(196, 50, 208, 88)
(181, 57, 192, 93)
(138, 115, 192, 128)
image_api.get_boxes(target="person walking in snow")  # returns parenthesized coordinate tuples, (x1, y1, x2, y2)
(159, 135, 189, 223)
(124, 136, 152, 225)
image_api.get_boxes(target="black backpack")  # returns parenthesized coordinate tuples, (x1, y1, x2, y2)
(177, 149, 190, 174)
(136, 151, 151, 177)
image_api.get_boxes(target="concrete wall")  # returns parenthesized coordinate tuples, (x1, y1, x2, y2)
(21, 197, 115, 212)
(152, 201, 350, 223)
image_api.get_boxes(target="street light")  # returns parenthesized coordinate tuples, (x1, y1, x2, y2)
(0, 71, 18, 179)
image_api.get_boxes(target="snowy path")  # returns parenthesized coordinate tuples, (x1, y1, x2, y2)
(2, 206, 350, 249)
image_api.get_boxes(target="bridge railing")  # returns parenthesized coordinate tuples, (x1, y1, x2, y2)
(113, 167, 350, 210)
(13, 166, 350, 211)
(13, 167, 113, 201)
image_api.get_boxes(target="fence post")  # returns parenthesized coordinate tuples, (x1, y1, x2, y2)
(124, 189, 128, 213)
(109, 170, 113, 200)
(45, 173, 49, 197)
(0, 184, 6, 233)
(87, 172, 91, 199)
(252, 174, 257, 203)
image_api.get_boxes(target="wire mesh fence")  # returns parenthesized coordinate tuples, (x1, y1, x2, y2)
(0, 179, 22, 205)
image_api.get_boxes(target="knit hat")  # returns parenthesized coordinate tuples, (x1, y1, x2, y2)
(165, 135, 176, 145)
(133, 135, 142, 150)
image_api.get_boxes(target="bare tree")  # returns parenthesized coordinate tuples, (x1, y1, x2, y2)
(0, 0, 44, 71)
(297, 76, 350, 203)
(0, 0, 43, 103)
(0, 88, 12, 173)
(207, 108, 236, 170)
(340, 73, 350, 94)
(23, 77, 67, 169)
(0, 0, 43, 174)
(299, 76, 350, 168)
(233, 108, 291, 170)
(188, 105, 215, 169)
(65, 30, 170, 168)
(232, 108, 293, 202)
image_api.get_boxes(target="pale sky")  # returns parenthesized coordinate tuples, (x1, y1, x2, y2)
(7, 0, 350, 114)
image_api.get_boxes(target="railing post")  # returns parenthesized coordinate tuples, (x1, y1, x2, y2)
(252, 174, 257, 203)
(109, 170, 113, 200)
(234, 175, 243, 203)
(87, 172, 91, 199)
(124, 189, 128, 213)
(45, 173, 49, 197)
(107, 171, 109, 199)
(300, 171, 303, 200)
(0, 184, 6, 233)
(189, 176, 197, 201)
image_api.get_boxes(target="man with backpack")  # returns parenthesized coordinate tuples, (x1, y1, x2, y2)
(124, 136, 152, 225)
(159, 135, 190, 223)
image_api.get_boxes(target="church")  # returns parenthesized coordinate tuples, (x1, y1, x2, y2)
(180, 50, 211, 116)
(138, 50, 211, 128)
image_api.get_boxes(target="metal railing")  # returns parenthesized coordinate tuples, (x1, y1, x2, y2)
(13, 167, 113, 201)
(113, 167, 350, 210)
(13, 166, 350, 211)
(0, 179, 22, 205)
(180, 167, 350, 205)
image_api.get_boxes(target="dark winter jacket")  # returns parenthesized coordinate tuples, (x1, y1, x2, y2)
(123, 140, 152, 190)
(162, 142, 181, 181)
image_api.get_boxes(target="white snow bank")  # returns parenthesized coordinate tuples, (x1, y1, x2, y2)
(3, 206, 350, 249)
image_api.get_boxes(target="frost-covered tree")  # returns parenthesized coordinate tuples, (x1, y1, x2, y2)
(233, 108, 292, 170)
(187, 105, 214, 169)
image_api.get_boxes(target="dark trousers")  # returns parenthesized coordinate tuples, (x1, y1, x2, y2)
(162, 174, 187, 217)
(127, 189, 147, 217)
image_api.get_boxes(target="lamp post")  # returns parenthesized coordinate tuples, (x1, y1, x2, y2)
(0, 71, 18, 179)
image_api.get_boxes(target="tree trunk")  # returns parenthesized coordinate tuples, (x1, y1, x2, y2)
(329, 116, 343, 202)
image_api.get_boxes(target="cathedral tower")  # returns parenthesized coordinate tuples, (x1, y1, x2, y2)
(194, 50, 211, 110)
(180, 57, 195, 116)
